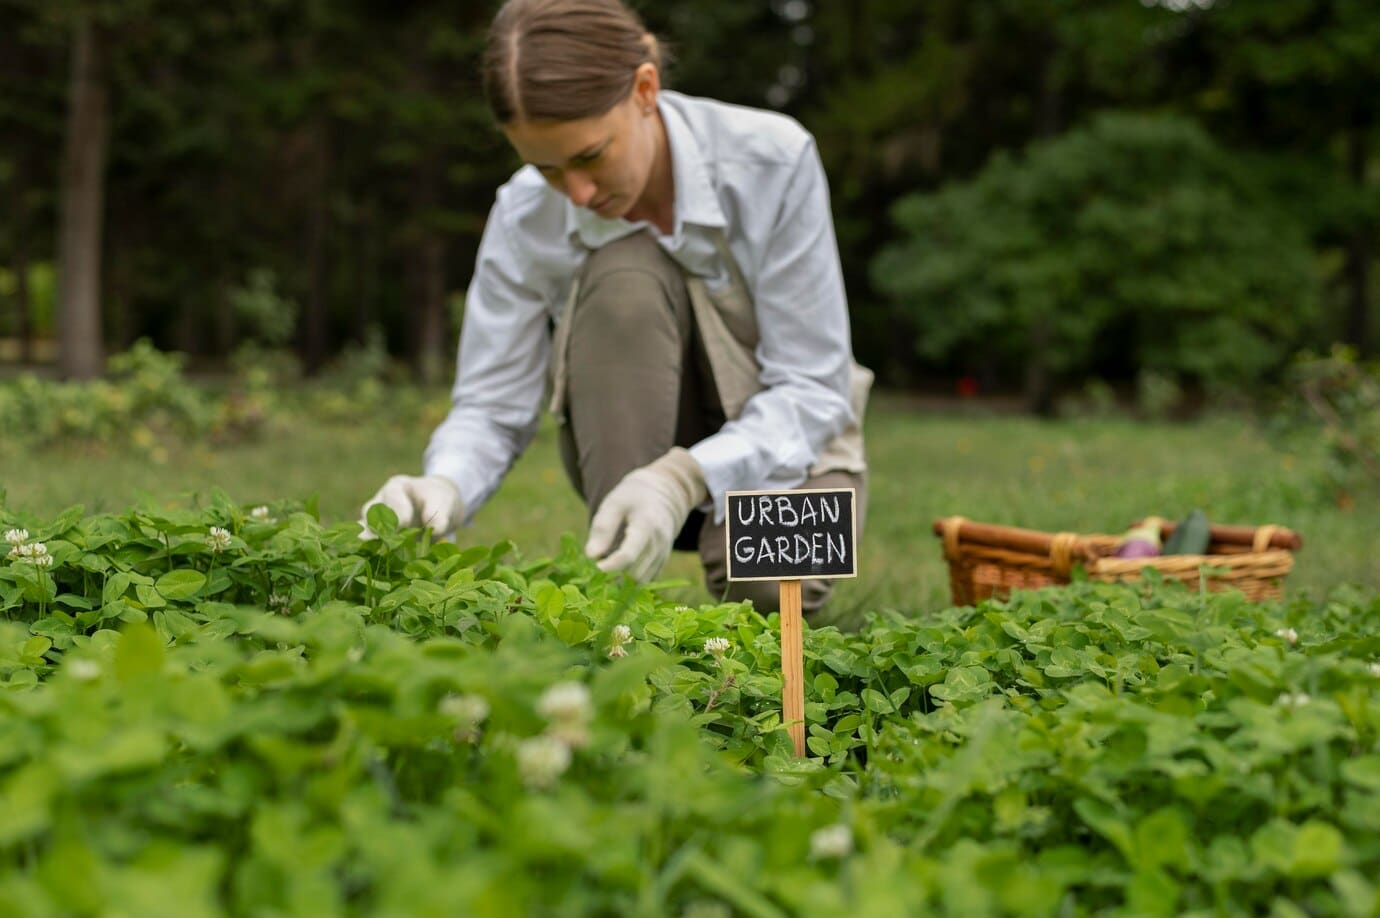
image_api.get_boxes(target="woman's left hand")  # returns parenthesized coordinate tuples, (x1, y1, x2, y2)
(584, 447, 707, 582)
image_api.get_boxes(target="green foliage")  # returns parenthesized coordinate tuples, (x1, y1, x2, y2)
(0, 341, 450, 461)
(0, 496, 1376, 912)
(228, 268, 298, 349)
(0, 262, 55, 337)
(873, 113, 1323, 398)
(1269, 346, 1380, 503)
(0, 339, 274, 458)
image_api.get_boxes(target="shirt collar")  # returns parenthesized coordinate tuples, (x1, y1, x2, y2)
(567, 92, 726, 248)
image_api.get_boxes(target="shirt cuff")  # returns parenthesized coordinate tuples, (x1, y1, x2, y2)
(688, 431, 761, 525)
(420, 459, 484, 528)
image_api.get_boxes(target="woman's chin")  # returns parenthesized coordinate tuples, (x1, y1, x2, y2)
(589, 198, 622, 219)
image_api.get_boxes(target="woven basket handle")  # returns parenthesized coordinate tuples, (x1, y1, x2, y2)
(1252, 525, 1283, 552)
(1049, 532, 1080, 578)
(1137, 519, 1303, 551)
(935, 516, 1090, 574)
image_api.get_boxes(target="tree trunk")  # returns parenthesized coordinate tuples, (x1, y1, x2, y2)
(13, 244, 32, 365)
(55, 16, 109, 379)
(1344, 111, 1372, 357)
(355, 201, 377, 343)
(301, 121, 331, 374)
(1024, 319, 1055, 417)
(214, 174, 236, 358)
(1022, 40, 1063, 416)
(408, 148, 447, 384)
(415, 235, 446, 384)
(405, 45, 448, 385)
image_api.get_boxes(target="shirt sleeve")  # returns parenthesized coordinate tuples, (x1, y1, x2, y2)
(423, 202, 552, 523)
(688, 137, 856, 521)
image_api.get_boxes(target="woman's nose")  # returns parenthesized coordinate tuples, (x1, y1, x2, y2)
(563, 171, 597, 207)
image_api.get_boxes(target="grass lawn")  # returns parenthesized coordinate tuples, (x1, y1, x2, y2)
(3, 391, 1374, 629)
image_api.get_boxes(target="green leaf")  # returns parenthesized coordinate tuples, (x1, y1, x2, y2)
(555, 619, 590, 646)
(135, 583, 167, 609)
(114, 622, 166, 682)
(103, 572, 132, 605)
(1289, 821, 1345, 878)
(533, 583, 565, 622)
(1134, 808, 1189, 870)
(365, 503, 398, 538)
(1074, 798, 1133, 860)
(155, 569, 207, 601)
(1340, 756, 1380, 792)
(861, 688, 894, 714)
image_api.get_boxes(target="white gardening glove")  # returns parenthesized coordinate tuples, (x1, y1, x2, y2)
(585, 447, 708, 582)
(359, 474, 466, 539)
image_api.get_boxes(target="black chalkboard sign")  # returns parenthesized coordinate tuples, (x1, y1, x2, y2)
(725, 488, 858, 582)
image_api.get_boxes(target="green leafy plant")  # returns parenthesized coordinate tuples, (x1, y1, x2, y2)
(1270, 346, 1380, 506)
(0, 495, 1376, 914)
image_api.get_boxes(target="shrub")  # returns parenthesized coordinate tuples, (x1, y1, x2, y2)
(872, 113, 1322, 410)
(1268, 345, 1380, 505)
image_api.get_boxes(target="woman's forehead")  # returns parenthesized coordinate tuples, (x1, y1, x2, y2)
(503, 111, 620, 165)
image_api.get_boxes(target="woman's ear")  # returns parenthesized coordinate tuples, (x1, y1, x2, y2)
(631, 61, 660, 114)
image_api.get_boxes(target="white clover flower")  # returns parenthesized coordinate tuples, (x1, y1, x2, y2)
(205, 527, 232, 552)
(67, 659, 100, 681)
(517, 735, 572, 789)
(1275, 627, 1299, 645)
(440, 693, 490, 725)
(607, 624, 633, 659)
(1276, 692, 1312, 708)
(537, 681, 592, 724)
(705, 636, 731, 660)
(548, 720, 591, 749)
(538, 681, 593, 748)
(4, 529, 29, 546)
(10, 541, 51, 566)
(268, 593, 289, 612)
(809, 823, 854, 860)
(1370, 662, 1380, 678)
(249, 506, 273, 523)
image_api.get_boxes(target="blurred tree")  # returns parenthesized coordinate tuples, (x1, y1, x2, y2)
(0, 0, 1369, 397)
(0, 1, 63, 362)
(784, 0, 1183, 381)
(1188, 0, 1380, 356)
(54, 5, 110, 378)
(873, 113, 1321, 412)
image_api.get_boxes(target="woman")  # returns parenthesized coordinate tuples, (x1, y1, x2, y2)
(363, 0, 871, 615)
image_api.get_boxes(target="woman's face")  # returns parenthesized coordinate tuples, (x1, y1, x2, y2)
(502, 65, 662, 221)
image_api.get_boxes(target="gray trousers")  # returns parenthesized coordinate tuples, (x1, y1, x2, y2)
(557, 231, 867, 616)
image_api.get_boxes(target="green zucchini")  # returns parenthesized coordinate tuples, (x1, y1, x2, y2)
(1163, 509, 1211, 555)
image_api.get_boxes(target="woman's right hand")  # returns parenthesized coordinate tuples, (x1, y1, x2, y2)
(359, 475, 466, 539)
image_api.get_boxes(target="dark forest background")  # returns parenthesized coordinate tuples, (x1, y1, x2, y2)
(2, 0, 1376, 411)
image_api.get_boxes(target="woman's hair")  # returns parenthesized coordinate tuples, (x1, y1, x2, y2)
(482, 0, 663, 124)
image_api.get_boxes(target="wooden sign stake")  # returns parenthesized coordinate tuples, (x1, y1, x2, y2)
(779, 578, 806, 757)
(724, 487, 858, 760)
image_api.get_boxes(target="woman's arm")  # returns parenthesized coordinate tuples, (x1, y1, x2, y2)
(423, 202, 554, 524)
(689, 137, 856, 519)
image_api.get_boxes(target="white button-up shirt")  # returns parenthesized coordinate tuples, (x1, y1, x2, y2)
(424, 90, 858, 524)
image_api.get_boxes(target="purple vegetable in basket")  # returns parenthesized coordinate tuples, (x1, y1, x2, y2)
(1113, 520, 1162, 559)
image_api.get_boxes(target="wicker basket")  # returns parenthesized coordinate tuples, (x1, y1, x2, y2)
(932, 516, 1302, 605)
